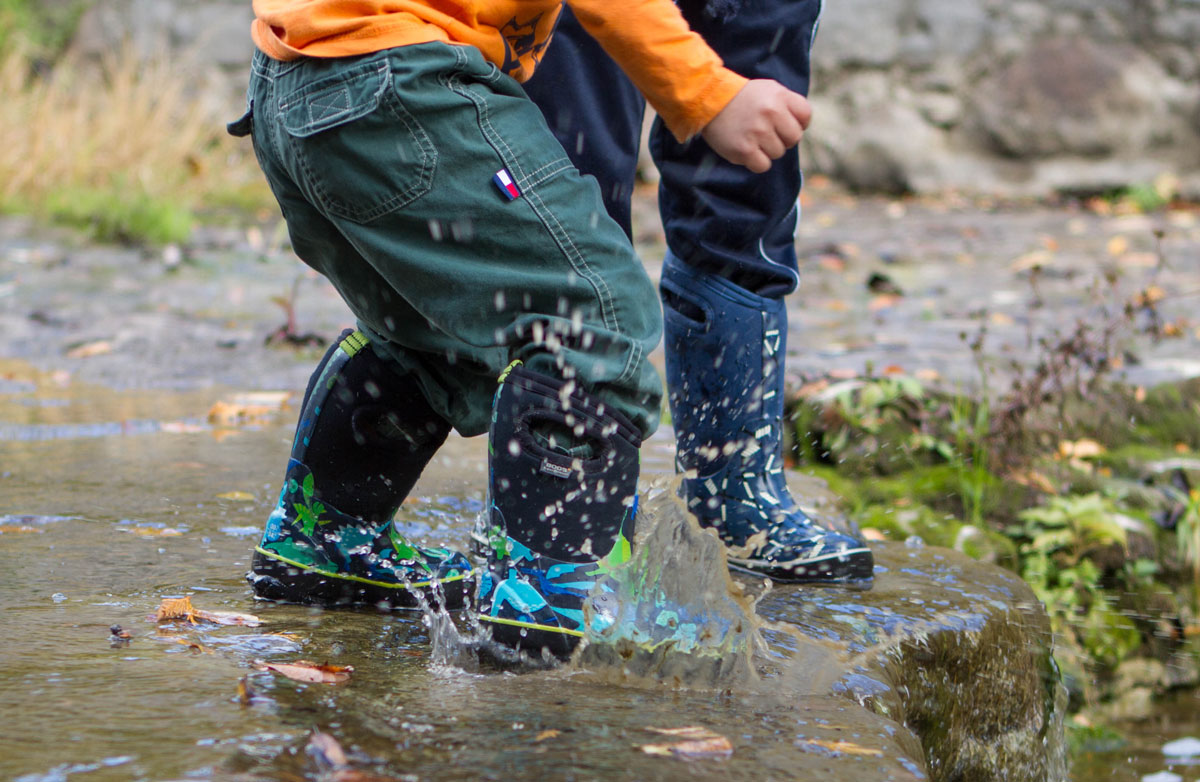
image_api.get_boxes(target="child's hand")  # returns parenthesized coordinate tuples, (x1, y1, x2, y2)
(700, 79, 812, 173)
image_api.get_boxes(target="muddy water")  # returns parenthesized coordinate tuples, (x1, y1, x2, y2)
(0, 362, 1171, 781)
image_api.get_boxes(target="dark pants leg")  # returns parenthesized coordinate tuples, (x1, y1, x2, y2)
(522, 0, 823, 297)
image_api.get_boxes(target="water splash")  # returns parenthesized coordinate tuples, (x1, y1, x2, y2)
(574, 483, 764, 689)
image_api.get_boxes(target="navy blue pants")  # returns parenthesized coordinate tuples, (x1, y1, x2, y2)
(522, 0, 823, 298)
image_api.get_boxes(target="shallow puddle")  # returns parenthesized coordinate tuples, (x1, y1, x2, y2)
(0, 362, 1184, 781)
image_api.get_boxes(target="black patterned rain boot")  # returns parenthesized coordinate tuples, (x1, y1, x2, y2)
(248, 329, 473, 608)
(474, 362, 642, 658)
(661, 253, 874, 584)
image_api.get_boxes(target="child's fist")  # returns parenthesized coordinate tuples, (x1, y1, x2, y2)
(700, 79, 812, 173)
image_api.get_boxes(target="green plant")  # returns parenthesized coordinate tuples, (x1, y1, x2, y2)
(949, 390, 992, 527)
(1176, 488, 1200, 615)
(1007, 493, 1141, 669)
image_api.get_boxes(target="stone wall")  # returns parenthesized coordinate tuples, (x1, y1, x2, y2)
(66, 0, 1200, 197)
(808, 0, 1200, 196)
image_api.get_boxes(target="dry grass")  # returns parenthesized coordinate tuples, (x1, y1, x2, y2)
(0, 45, 270, 243)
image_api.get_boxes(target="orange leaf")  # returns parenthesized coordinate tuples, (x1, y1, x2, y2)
(65, 340, 113, 359)
(534, 730, 561, 742)
(255, 659, 354, 684)
(0, 525, 42, 534)
(155, 596, 198, 623)
(640, 736, 733, 760)
(799, 738, 884, 757)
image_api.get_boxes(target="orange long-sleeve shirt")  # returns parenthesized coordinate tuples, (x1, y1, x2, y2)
(250, 0, 748, 141)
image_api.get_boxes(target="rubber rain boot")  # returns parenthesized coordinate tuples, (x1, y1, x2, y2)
(475, 362, 641, 658)
(248, 329, 473, 608)
(660, 253, 873, 584)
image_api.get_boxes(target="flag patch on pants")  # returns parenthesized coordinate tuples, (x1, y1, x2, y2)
(493, 168, 521, 200)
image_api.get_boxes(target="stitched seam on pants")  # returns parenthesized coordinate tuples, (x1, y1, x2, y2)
(519, 158, 572, 190)
(447, 75, 631, 381)
(524, 186, 637, 384)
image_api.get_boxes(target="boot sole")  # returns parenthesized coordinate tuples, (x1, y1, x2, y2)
(477, 614, 582, 659)
(727, 546, 875, 586)
(249, 548, 471, 609)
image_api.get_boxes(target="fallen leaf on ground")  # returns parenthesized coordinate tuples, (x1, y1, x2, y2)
(216, 490, 256, 502)
(207, 392, 292, 426)
(65, 340, 113, 359)
(861, 528, 887, 542)
(255, 659, 354, 684)
(534, 730, 561, 742)
(640, 726, 734, 760)
(155, 596, 199, 624)
(121, 526, 184, 537)
(308, 730, 351, 768)
(153, 596, 261, 627)
(0, 524, 42, 534)
(640, 736, 734, 760)
(173, 638, 210, 654)
(647, 727, 720, 739)
(798, 738, 884, 757)
(237, 676, 254, 706)
(192, 608, 262, 627)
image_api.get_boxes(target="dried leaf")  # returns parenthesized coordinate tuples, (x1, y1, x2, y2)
(192, 609, 262, 627)
(255, 659, 354, 684)
(640, 731, 734, 761)
(65, 340, 113, 359)
(237, 676, 254, 706)
(799, 738, 884, 757)
(0, 524, 42, 534)
(207, 392, 292, 426)
(216, 490, 256, 502)
(155, 596, 198, 623)
(121, 526, 184, 537)
(861, 528, 887, 542)
(534, 730, 561, 742)
(307, 730, 350, 768)
(1106, 235, 1129, 257)
(989, 312, 1015, 327)
(646, 726, 723, 739)
(173, 637, 210, 654)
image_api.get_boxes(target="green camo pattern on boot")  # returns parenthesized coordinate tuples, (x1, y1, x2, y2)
(249, 459, 472, 608)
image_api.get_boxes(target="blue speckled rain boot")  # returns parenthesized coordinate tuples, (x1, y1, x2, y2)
(248, 329, 473, 608)
(475, 363, 640, 658)
(660, 253, 873, 584)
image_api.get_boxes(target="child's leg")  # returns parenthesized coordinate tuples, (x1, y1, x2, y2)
(251, 43, 661, 439)
(239, 44, 662, 641)
(653, 0, 872, 584)
(524, 1, 874, 584)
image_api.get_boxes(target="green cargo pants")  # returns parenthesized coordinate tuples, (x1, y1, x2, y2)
(229, 43, 663, 438)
